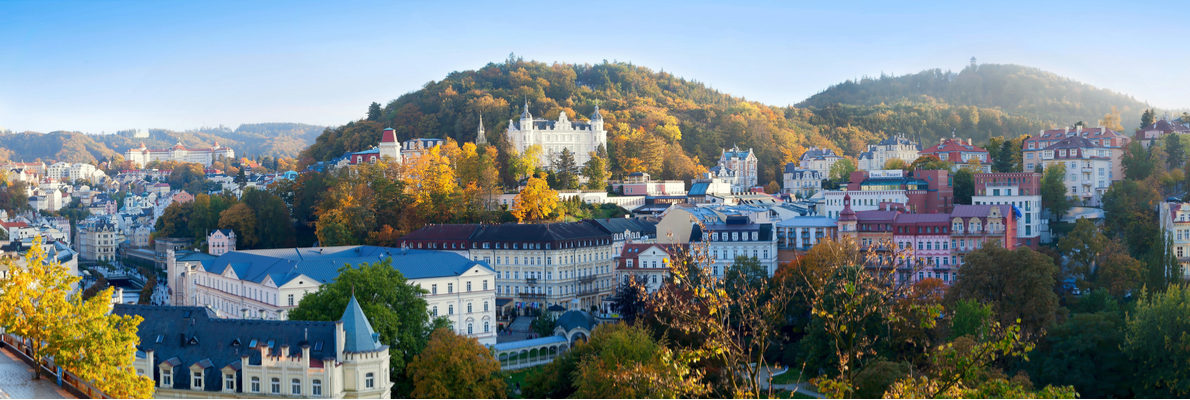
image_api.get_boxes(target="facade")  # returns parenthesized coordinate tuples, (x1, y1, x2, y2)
(858, 133, 920, 171)
(126, 142, 235, 168)
(506, 103, 606, 168)
(1136, 118, 1190, 149)
(346, 128, 401, 166)
(1028, 136, 1114, 205)
(972, 172, 1044, 247)
(775, 216, 837, 251)
(921, 138, 990, 172)
(703, 216, 778, 277)
(1158, 201, 1190, 280)
(798, 147, 842, 178)
(168, 246, 497, 345)
(118, 298, 392, 399)
(782, 163, 822, 198)
(616, 243, 683, 293)
(401, 138, 445, 162)
(837, 196, 1018, 285)
(1023, 126, 1129, 179)
(76, 219, 118, 262)
(707, 146, 759, 192)
(820, 169, 953, 218)
(207, 229, 237, 256)
(612, 172, 686, 196)
(398, 221, 616, 313)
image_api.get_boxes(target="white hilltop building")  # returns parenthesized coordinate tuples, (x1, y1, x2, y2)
(506, 102, 607, 168)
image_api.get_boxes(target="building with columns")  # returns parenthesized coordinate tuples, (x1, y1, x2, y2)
(775, 216, 838, 252)
(117, 297, 392, 399)
(167, 246, 497, 346)
(506, 103, 606, 168)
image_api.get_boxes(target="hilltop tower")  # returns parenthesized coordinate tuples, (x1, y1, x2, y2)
(379, 127, 400, 162)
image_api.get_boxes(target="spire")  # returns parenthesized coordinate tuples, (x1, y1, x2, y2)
(840, 193, 857, 222)
(340, 294, 385, 353)
(521, 100, 532, 119)
(592, 104, 603, 120)
(476, 116, 487, 146)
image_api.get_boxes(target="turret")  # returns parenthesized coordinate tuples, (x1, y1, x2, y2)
(520, 100, 533, 129)
(378, 128, 400, 163)
(590, 105, 604, 133)
(838, 193, 858, 240)
(476, 117, 487, 146)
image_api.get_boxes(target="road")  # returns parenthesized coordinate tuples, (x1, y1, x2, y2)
(0, 346, 73, 399)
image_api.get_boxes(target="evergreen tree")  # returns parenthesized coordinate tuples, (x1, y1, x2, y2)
(551, 148, 579, 189)
(1165, 133, 1185, 170)
(367, 102, 382, 121)
(1140, 108, 1156, 129)
(1040, 164, 1071, 221)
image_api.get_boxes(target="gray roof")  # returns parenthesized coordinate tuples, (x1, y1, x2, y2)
(556, 310, 595, 332)
(113, 304, 339, 393)
(587, 218, 657, 237)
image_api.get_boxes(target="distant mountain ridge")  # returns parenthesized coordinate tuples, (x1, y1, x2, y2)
(799, 63, 1159, 129)
(0, 122, 325, 163)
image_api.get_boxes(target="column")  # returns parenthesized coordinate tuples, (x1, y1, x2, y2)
(795, 228, 804, 249)
(809, 227, 818, 246)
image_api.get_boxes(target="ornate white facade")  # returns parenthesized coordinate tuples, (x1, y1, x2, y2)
(706, 146, 758, 192)
(858, 134, 920, 171)
(506, 103, 606, 168)
(126, 142, 235, 167)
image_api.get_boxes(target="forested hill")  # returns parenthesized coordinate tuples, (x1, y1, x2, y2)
(800, 63, 1152, 129)
(303, 58, 1053, 186)
(0, 122, 325, 163)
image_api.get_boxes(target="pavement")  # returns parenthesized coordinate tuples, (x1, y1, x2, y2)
(757, 365, 824, 399)
(0, 346, 73, 399)
(497, 315, 537, 343)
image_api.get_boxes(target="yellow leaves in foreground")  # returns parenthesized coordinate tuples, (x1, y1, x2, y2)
(0, 237, 154, 398)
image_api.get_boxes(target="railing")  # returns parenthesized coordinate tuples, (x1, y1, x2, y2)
(578, 275, 596, 284)
(517, 292, 547, 299)
(524, 277, 538, 285)
(1, 334, 110, 399)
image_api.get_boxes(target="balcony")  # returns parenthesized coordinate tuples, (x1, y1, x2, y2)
(577, 288, 603, 297)
(578, 275, 596, 284)
(517, 292, 547, 299)
(525, 277, 538, 285)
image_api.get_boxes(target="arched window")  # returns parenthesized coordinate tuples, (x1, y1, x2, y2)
(312, 379, 322, 396)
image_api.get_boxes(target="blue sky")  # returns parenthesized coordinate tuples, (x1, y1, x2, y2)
(2, 0, 1187, 133)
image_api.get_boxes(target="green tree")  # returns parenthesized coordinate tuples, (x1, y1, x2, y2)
(407, 328, 506, 399)
(949, 245, 1059, 336)
(948, 299, 993, 340)
(530, 311, 556, 337)
(1122, 140, 1156, 181)
(1040, 163, 1070, 220)
(571, 323, 708, 398)
(909, 155, 952, 171)
(829, 158, 857, 182)
(1140, 108, 1156, 129)
(1123, 284, 1190, 397)
(1028, 306, 1133, 398)
(168, 162, 207, 194)
(288, 260, 449, 397)
(1166, 132, 1186, 170)
(953, 168, 974, 205)
(367, 102, 383, 121)
(551, 148, 580, 190)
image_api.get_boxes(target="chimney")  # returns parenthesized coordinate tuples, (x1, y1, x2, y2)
(301, 344, 310, 362)
(335, 321, 345, 361)
(280, 344, 290, 360)
(967, 138, 972, 145)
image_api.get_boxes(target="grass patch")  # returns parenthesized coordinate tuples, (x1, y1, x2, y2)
(770, 369, 803, 385)
(505, 365, 545, 398)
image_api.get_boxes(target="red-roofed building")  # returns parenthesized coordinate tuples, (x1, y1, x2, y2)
(921, 138, 990, 172)
(616, 243, 685, 293)
(1136, 118, 1190, 149)
(1023, 125, 1129, 182)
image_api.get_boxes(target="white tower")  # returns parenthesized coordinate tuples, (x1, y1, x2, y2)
(379, 127, 400, 162)
(476, 116, 487, 146)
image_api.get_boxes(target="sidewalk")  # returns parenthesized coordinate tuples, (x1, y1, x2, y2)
(0, 346, 73, 399)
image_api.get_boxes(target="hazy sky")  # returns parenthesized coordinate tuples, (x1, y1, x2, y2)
(3, 0, 1187, 133)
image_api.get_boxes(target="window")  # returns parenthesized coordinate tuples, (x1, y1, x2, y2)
(161, 368, 173, 387)
(292, 378, 301, 395)
(482, 280, 488, 290)
(287, 294, 294, 306)
(366, 373, 375, 389)
(192, 371, 204, 390)
(431, 306, 437, 316)
(271, 378, 280, 394)
(312, 379, 322, 396)
(224, 373, 235, 392)
(448, 305, 454, 315)
(484, 321, 490, 332)
(468, 322, 474, 334)
(431, 284, 437, 294)
(466, 281, 472, 292)
(467, 303, 473, 313)
(250, 377, 260, 393)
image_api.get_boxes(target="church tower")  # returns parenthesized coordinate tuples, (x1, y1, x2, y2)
(476, 116, 487, 146)
(379, 127, 400, 163)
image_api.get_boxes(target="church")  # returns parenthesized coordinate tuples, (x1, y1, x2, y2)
(505, 102, 607, 168)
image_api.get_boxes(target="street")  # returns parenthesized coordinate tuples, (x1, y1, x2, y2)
(0, 346, 72, 399)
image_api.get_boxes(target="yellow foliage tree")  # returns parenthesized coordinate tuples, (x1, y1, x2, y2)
(0, 236, 76, 380)
(0, 237, 154, 398)
(407, 328, 506, 398)
(512, 173, 560, 223)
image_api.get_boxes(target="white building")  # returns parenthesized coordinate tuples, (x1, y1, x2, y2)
(1032, 136, 1114, 206)
(506, 103, 606, 168)
(971, 172, 1045, 248)
(782, 163, 822, 198)
(858, 133, 920, 171)
(799, 147, 842, 179)
(399, 221, 618, 314)
(126, 142, 235, 167)
(1160, 201, 1190, 280)
(705, 146, 758, 192)
(703, 216, 779, 277)
(168, 246, 497, 346)
(820, 190, 910, 218)
(616, 243, 681, 294)
(76, 219, 119, 262)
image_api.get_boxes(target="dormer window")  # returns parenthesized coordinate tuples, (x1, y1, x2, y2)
(192, 370, 204, 390)
(224, 373, 235, 393)
(161, 368, 173, 387)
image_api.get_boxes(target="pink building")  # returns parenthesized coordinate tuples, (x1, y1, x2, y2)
(207, 229, 237, 256)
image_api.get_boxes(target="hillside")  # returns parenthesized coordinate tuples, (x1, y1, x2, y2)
(800, 63, 1153, 129)
(303, 59, 1055, 185)
(0, 122, 325, 163)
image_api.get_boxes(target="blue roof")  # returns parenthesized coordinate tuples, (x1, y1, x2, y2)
(196, 246, 491, 287)
(689, 182, 710, 196)
(492, 335, 568, 352)
(341, 295, 385, 353)
(777, 216, 839, 228)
